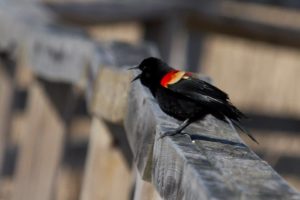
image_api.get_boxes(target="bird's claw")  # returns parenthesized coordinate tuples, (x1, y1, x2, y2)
(157, 131, 179, 140)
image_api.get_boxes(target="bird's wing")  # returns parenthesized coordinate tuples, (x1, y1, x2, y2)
(162, 72, 246, 119)
(162, 72, 229, 105)
(161, 71, 245, 120)
(161, 71, 254, 141)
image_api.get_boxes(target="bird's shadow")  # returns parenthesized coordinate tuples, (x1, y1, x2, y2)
(183, 132, 247, 148)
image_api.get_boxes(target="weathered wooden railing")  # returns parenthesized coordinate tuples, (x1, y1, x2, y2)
(0, 2, 300, 200)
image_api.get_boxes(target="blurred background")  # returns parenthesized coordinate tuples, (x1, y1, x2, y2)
(0, 0, 300, 199)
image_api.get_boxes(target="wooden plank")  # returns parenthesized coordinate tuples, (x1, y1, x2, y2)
(10, 112, 27, 149)
(187, 1, 300, 48)
(46, 0, 300, 48)
(0, 67, 14, 179)
(44, 0, 300, 10)
(124, 80, 300, 199)
(15, 51, 35, 90)
(12, 82, 65, 200)
(25, 26, 93, 85)
(45, 1, 187, 24)
(225, 0, 300, 9)
(90, 67, 131, 123)
(55, 166, 83, 200)
(0, 177, 13, 200)
(87, 22, 143, 44)
(0, 3, 92, 85)
(80, 118, 132, 200)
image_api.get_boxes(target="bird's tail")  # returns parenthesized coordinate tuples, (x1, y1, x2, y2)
(225, 117, 259, 144)
(227, 103, 247, 120)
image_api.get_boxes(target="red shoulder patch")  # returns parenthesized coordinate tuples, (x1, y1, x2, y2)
(160, 70, 178, 88)
(161, 70, 190, 88)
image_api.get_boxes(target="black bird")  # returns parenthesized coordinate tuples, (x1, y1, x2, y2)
(130, 57, 258, 144)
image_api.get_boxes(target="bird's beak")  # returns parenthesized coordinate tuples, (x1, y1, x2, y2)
(131, 73, 142, 83)
(128, 66, 139, 70)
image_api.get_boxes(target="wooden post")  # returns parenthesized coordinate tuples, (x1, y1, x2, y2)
(12, 82, 65, 200)
(80, 118, 132, 200)
(0, 66, 14, 177)
(90, 67, 132, 123)
(55, 166, 83, 200)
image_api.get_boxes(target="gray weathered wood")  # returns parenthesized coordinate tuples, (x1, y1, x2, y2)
(25, 27, 94, 84)
(47, 0, 300, 48)
(0, 3, 158, 88)
(0, 3, 92, 85)
(0, 3, 55, 50)
(45, 1, 187, 24)
(124, 80, 300, 199)
(133, 167, 162, 200)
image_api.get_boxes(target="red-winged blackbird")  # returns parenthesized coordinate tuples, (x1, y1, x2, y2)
(130, 57, 258, 144)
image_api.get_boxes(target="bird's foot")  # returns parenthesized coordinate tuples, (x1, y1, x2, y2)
(158, 130, 180, 140)
(158, 131, 193, 141)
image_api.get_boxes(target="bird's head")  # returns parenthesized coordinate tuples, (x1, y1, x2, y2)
(129, 57, 170, 88)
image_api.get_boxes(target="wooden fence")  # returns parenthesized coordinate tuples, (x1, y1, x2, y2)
(0, 1, 300, 200)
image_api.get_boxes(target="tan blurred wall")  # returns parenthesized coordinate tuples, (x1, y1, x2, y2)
(202, 34, 300, 118)
(201, 34, 300, 189)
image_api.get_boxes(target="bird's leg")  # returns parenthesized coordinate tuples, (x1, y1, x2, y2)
(158, 118, 192, 139)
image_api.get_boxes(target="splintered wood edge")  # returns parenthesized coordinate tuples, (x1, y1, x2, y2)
(125, 81, 300, 200)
